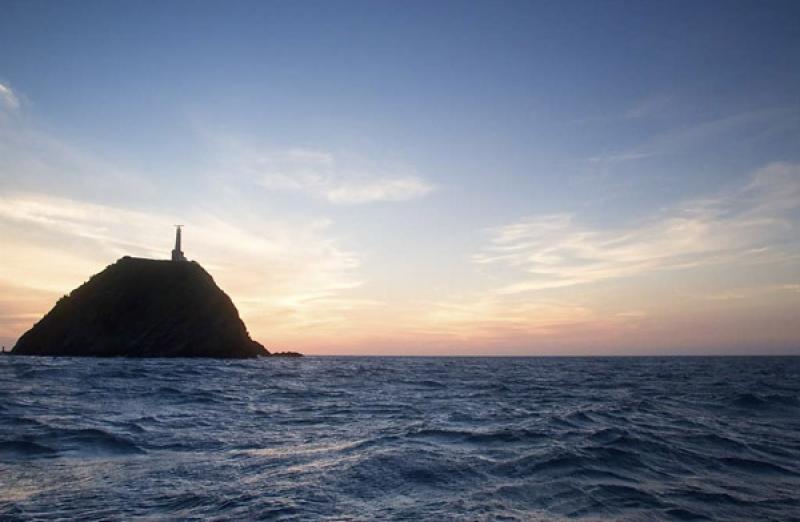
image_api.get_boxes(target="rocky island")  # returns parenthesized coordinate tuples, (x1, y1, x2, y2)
(11, 228, 294, 358)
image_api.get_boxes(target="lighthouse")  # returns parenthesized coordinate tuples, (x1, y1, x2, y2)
(171, 225, 187, 261)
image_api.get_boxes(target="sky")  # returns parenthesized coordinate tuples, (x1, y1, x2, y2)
(1, 0, 799, 355)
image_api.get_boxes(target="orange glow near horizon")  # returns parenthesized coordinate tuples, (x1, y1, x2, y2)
(2, 192, 797, 355)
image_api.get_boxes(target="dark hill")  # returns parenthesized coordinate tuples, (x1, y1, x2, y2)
(12, 257, 269, 358)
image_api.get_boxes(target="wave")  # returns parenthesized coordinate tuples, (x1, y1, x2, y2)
(47, 427, 146, 456)
(719, 456, 798, 475)
(332, 448, 484, 494)
(0, 440, 58, 459)
(681, 433, 749, 451)
(407, 427, 548, 446)
(662, 507, 712, 521)
(730, 392, 799, 409)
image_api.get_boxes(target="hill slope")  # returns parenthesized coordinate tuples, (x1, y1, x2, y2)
(12, 257, 268, 358)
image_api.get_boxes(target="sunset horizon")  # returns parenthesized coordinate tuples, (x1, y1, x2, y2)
(2, 1, 799, 356)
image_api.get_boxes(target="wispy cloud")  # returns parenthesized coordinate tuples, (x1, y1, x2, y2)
(0, 82, 19, 111)
(0, 91, 154, 201)
(323, 177, 434, 204)
(625, 93, 673, 120)
(589, 107, 797, 165)
(475, 162, 800, 294)
(587, 151, 653, 164)
(248, 147, 436, 204)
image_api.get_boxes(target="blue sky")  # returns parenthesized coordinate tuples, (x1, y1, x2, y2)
(1, 1, 799, 353)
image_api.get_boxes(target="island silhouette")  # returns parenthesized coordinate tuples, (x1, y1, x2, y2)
(11, 228, 299, 358)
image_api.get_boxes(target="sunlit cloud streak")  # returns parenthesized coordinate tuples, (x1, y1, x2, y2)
(252, 148, 436, 204)
(589, 107, 797, 164)
(624, 93, 673, 120)
(0, 105, 154, 202)
(0, 82, 19, 111)
(475, 162, 800, 294)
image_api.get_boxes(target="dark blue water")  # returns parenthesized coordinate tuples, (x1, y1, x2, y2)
(1, 356, 799, 521)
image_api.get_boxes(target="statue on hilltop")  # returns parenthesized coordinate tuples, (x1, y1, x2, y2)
(171, 225, 187, 262)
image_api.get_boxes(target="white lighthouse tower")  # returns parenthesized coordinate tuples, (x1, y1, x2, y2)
(171, 225, 187, 261)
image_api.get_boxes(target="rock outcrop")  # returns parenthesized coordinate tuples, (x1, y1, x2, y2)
(12, 257, 269, 358)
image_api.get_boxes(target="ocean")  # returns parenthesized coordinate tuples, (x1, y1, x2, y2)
(1, 356, 799, 521)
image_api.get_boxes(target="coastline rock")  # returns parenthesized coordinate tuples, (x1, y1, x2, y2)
(12, 257, 269, 358)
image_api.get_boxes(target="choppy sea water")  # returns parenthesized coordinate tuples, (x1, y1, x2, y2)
(1, 356, 799, 521)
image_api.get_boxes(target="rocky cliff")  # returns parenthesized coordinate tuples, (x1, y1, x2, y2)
(12, 257, 269, 358)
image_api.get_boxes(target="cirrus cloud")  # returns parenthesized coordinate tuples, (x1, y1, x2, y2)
(475, 162, 800, 294)
(251, 147, 436, 204)
(0, 82, 19, 111)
